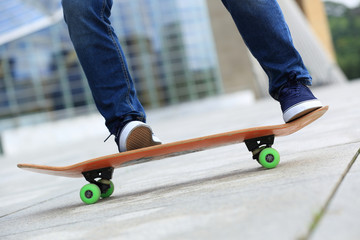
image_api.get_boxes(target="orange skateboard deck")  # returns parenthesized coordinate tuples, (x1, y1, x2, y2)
(18, 106, 328, 204)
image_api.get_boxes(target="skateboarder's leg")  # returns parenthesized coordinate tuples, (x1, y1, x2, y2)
(61, 0, 161, 151)
(221, 0, 322, 122)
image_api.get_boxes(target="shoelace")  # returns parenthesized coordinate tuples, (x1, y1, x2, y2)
(281, 72, 301, 97)
(104, 133, 112, 142)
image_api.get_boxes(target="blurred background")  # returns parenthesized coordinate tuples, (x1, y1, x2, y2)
(0, 0, 358, 154)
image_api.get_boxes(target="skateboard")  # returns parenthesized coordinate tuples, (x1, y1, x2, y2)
(18, 106, 328, 204)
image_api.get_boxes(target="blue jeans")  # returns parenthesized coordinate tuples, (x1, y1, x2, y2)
(221, 0, 312, 97)
(61, 0, 312, 135)
(62, 0, 145, 135)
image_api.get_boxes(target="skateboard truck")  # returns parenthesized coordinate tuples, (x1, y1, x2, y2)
(81, 167, 115, 204)
(245, 135, 279, 167)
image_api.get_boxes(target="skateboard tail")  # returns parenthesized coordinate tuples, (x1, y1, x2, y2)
(17, 163, 84, 178)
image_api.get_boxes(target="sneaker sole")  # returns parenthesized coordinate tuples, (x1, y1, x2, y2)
(126, 125, 160, 151)
(283, 99, 323, 122)
(119, 121, 161, 152)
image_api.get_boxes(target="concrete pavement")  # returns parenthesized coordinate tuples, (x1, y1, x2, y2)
(0, 81, 359, 240)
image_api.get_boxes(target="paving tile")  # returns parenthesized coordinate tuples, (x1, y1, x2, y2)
(312, 148, 360, 240)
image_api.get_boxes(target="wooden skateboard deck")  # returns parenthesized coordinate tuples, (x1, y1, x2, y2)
(18, 106, 328, 204)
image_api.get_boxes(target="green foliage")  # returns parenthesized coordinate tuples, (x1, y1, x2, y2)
(325, 1, 360, 80)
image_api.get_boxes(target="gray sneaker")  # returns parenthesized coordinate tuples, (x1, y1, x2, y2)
(115, 121, 162, 152)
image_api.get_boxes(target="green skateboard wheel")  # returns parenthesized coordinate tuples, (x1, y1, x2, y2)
(99, 180, 115, 198)
(80, 184, 101, 204)
(258, 147, 280, 169)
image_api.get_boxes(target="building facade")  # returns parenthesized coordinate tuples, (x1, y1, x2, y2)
(0, 0, 221, 130)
